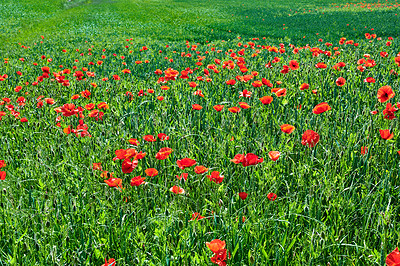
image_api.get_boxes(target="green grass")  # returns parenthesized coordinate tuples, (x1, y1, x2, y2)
(0, 0, 400, 265)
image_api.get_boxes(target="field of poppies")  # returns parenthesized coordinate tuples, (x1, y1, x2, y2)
(1, 0, 400, 265)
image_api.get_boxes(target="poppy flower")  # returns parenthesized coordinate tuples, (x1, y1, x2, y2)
(289, 60, 299, 70)
(231, 153, 263, 167)
(280, 124, 295, 134)
(228, 107, 241, 113)
(299, 83, 309, 90)
(315, 62, 327, 69)
(0, 160, 5, 169)
(93, 162, 102, 171)
(192, 104, 203, 110)
(207, 171, 224, 184)
(170, 186, 185, 194)
(145, 168, 158, 177)
(0, 171, 6, 181)
(382, 103, 398, 120)
(268, 151, 280, 161)
(60, 104, 78, 117)
(130, 176, 146, 186)
(157, 133, 169, 141)
(20, 117, 28, 123)
(267, 192, 277, 201)
(121, 159, 138, 174)
(361, 146, 367, 155)
(226, 79, 236, 86)
(177, 158, 197, 169)
(155, 147, 173, 160)
(176, 173, 188, 181)
(194, 165, 208, 174)
(188, 82, 197, 88)
(379, 129, 394, 140)
(259, 96, 273, 105)
(238, 192, 248, 200)
(275, 88, 287, 97)
(239, 89, 252, 97)
(378, 86, 395, 103)
(143, 135, 156, 142)
(364, 77, 376, 83)
(210, 249, 228, 266)
(190, 212, 205, 221)
(213, 105, 224, 111)
(104, 178, 122, 188)
(129, 138, 139, 146)
(335, 77, 346, 86)
(101, 258, 116, 266)
(206, 239, 226, 253)
(238, 102, 250, 109)
(313, 102, 331, 114)
(386, 247, 400, 266)
(301, 130, 320, 148)
(157, 96, 164, 101)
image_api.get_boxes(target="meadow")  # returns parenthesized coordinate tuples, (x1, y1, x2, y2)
(1, 0, 400, 265)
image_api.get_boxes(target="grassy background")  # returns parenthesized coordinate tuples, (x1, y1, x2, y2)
(0, 0, 400, 265)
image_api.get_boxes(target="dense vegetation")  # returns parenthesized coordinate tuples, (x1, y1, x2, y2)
(1, 0, 400, 265)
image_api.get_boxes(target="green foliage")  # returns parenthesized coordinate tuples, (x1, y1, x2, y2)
(0, 0, 399, 265)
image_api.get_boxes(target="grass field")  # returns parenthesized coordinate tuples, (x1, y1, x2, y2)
(1, 0, 400, 265)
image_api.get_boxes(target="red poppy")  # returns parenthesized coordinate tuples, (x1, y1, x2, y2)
(228, 107, 240, 113)
(268, 151, 280, 161)
(267, 192, 277, 201)
(382, 103, 398, 120)
(157, 133, 169, 141)
(386, 247, 400, 266)
(213, 105, 224, 111)
(177, 158, 197, 169)
(275, 88, 287, 97)
(155, 147, 173, 160)
(143, 135, 156, 142)
(176, 173, 188, 181)
(190, 212, 205, 221)
(60, 104, 77, 117)
(121, 159, 138, 174)
(129, 138, 139, 146)
(239, 89, 252, 97)
(313, 102, 331, 114)
(301, 130, 320, 148)
(238, 192, 248, 200)
(315, 62, 327, 69)
(104, 178, 122, 188)
(361, 146, 367, 155)
(207, 171, 224, 184)
(0, 160, 5, 169)
(192, 104, 203, 110)
(210, 249, 228, 266)
(80, 90, 91, 98)
(130, 176, 146, 186)
(364, 77, 376, 83)
(170, 186, 185, 194)
(226, 79, 236, 86)
(206, 239, 226, 253)
(335, 77, 346, 86)
(289, 60, 299, 70)
(101, 258, 116, 266)
(377, 86, 395, 103)
(189, 81, 197, 88)
(194, 165, 208, 174)
(0, 171, 6, 181)
(299, 83, 309, 90)
(379, 129, 394, 140)
(231, 153, 263, 167)
(238, 102, 250, 109)
(259, 96, 273, 105)
(145, 168, 158, 177)
(280, 124, 295, 134)
(93, 162, 102, 171)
